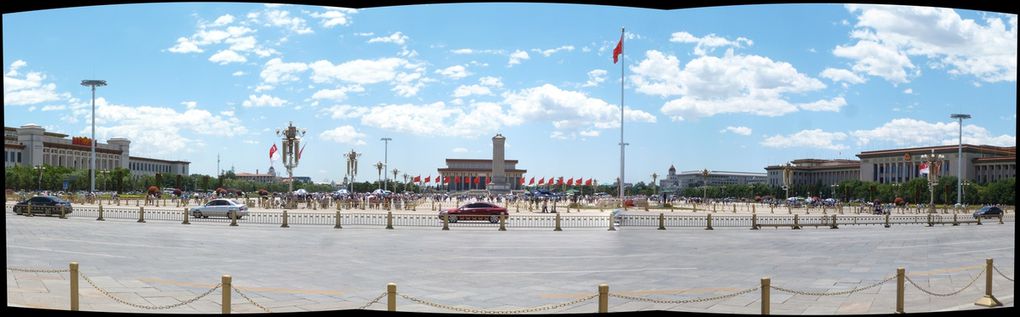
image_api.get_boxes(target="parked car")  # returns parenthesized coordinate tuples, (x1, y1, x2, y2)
(973, 206, 1004, 219)
(190, 199, 248, 219)
(13, 196, 73, 216)
(438, 202, 508, 223)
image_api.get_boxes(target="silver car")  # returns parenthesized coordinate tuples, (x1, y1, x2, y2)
(190, 199, 248, 219)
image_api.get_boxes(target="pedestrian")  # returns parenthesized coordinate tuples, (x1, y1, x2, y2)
(542, 198, 548, 213)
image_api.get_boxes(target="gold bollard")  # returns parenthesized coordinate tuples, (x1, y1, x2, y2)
(976, 215, 982, 225)
(658, 213, 665, 230)
(598, 284, 608, 313)
(498, 214, 507, 231)
(792, 214, 800, 230)
(387, 283, 397, 312)
(885, 213, 891, 228)
(27, 204, 33, 217)
(830, 214, 838, 229)
(182, 208, 190, 225)
(334, 211, 342, 229)
(386, 211, 394, 229)
(761, 277, 770, 315)
(752, 204, 756, 214)
(222, 275, 232, 314)
(927, 213, 933, 227)
(751, 213, 759, 230)
(999, 215, 1004, 225)
(896, 268, 904, 314)
(229, 209, 238, 227)
(733, 204, 736, 213)
(952, 213, 959, 226)
(442, 213, 450, 231)
(281, 210, 290, 228)
(138, 206, 146, 223)
(705, 213, 714, 230)
(974, 258, 1002, 307)
(608, 212, 616, 231)
(69, 262, 78, 311)
(554, 212, 562, 231)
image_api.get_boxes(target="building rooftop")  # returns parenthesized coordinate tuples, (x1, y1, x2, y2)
(858, 144, 1015, 158)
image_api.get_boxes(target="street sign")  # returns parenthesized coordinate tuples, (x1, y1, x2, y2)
(62, 181, 69, 191)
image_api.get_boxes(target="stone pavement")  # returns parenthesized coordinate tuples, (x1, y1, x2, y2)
(5, 212, 1014, 314)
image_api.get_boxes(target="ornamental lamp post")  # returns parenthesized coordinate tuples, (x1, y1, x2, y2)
(701, 169, 710, 202)
(392, 169, 399, 192)
(782, 163, 793, 201)
(381, 137, 392, 191)
(651, 172, 658, 196)
(344, 149, 361, 194)
(374, 162, 384, 190)
(920, 149, 945, 214)
(275, 122, 306, 193)
(402, 173, 409, 193)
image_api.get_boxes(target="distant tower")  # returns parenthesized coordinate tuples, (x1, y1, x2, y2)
(668, 164, 676, 176)
(489, 133, 509, 193)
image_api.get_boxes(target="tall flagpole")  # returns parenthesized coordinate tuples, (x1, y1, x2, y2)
(619, 26, 626, 207)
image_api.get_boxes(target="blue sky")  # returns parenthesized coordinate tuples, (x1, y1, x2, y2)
(3, 3, 1016, 185)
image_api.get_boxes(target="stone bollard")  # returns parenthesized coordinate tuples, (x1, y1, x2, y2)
(442, 214, 450, 231)
(752, 204, 756, 214)
(387, 283, 397, 312)
(97, 205, 105, 221)
(705, 213, 714, 230)
(222, 275, 232, 314)
(598, 284, 609, 314)
(498, 214, 506, 231)
(732, 204, 736, 213)
(830, 214, 838, 229)
(896, 268, 904, 314)
(182, 208, 190, 225)
(608, 213, 616, 231)
(554, 212, 562, 231)
(386, 212, 394, 230)
(761, 277, 770, 315)
(792, 214, 800, 230)
(334, 211, 343, 229)
(138, 206, 146, 223)
(658, 213, 666, 230)
(952, 213, 959, 226)
(229, 209, 238, 227)
(974, 258, 1002, 307)
(884, 213, 891, 228)
(751, 213, 759, 230)
(927, 213, 933, 227)
(976, 215, 982, 226)
(71, 262, 79, 311)
(281, 210, 290, 228)
(60, 205, 67, 219)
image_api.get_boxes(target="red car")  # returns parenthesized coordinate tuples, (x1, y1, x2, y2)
(438, 202, 508, 223)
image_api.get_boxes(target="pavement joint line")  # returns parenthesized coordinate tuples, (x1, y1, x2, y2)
(6, 245, 130, 258)
(136, 277, 345, 296)
(941, 246, 1015, 256)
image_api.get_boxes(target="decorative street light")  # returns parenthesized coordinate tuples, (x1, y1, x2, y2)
(392, 168, 399, 192)
(343, 149, 361, 194)
(782, 162, 793, 201)
(651, 172, 658, 196)
(81, 79, 107, 194)
(950, 113, 970, 206)
(830, 184, 840, 200)
(34, 165, 47, 191)
(402, 173, 409, 193)
(381, 137, 392, 191)
(961, 181, 971, 206)
(275, 122, 306, 193)
(374, 161, 384, 190)
(701, 169, 709, 202)
(920, 149, 945, 214)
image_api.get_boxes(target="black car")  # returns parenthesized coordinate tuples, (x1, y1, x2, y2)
(13, 196, 73, 216)
(973, 206, 1004, 219)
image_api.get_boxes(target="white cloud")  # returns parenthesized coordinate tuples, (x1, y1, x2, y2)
(3, 61, 67, 106)
(670, 31, 753, 56)
(309, 58, 428, 97)
(263, 9, 313, 34)
(310, 85, 365, 101)
(354, 32, 374, 36)
(208, 50, 247, 65)
(452, 147, 468, 153)
(820, 68, 867, 85)
(310, 8, 357, 28)
(451, 48, 505, 55)
(436, 65, 470, 79)
(761, 129, 849, 150)
(903, 88, 913, 94)
(631, 50, 834, 119)
(212, 14, 235, 26)
(242, 94, 287, 108)
(260, 58, 309, 84)
(168, 37, 203, 53)
(254, 84, 274, 92)
(358, 101, 517, 138)
(582, 69, 607, 87)
(368, 31, 408, 45)
(851, 118, 1016, 147)
(532, 45, 575, 57)
(453, 84, 492, 97)
(837, 5, 1016, 83)
(321, 104, 369, 119)
(478, 76, 503, 88)
(41, 105, 66, 111)
(508, 50, 530, 67)
(320, 125, 367, 145)
(720, 126, 752, 135)
(80, 97, 247, 158)
(232, 71, 246, 76)
(181, 101, 198, 110)
(503, 84, 657, 138)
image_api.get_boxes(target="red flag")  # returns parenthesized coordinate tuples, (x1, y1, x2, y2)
(425, 176, 431, 183)
(519, 177, 525, 185)
(613, 33, 623, 64)
(567, 178, 574, 186)
(444, 176, 450, 184)
(529, 177, 535, 185)
(558, 177, 564, 185)
(538, 177, 545, 185)
(296, 143, 306, 161)
(269, 144, 278, 160)
(473, 177, 479, 184)
(454, 176, 460, 184)
(414, 175, 421, 183)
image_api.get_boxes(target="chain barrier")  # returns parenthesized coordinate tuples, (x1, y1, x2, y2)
(609, 287, 759, 304)
(771, 276, 895, 296)
(399, 293, 599, 314)
(79, 272, 222, 310)
(357, 292, 388, 310)
(231, 285, 272, 313)
(992, 265, 1013, 282)
(904, 271, 984, 297)
(7, 267, 70, 273)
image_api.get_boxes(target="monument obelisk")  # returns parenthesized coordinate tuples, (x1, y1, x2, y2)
(489, 133, 510, 193)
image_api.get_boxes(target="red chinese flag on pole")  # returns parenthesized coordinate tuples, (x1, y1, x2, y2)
(269, 143, 278, 160)
(538, 177, 545, 185)
(425, 176, 431, 183)
(567, 178, 574, 186)
(529, 177, 535, 185)
(557, 177, 564, 185)
(613, 33, 623, 64)
(586, 178, 593, 186)
(519, 177, 525, 185)
(414, 175, 421, 183)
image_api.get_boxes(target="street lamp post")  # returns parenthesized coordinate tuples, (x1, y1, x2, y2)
(34, 165, 46, 191)
(402, 173, 409, 193)
(950, 114, 970, 206)
(920, 149, 945, 214)
(374, 162, 384, 190)
(275, 122, 306, 193)
(701, 169, 709, 202)
(782, 163, 793, 201)
(381, 137, 392, 192)
(830, 184, 839, 200)
(81, 79, 107, 194)
(344, 149, 361, 194)
(651, 172, 658, 196)
(392, 169, 399, 192)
